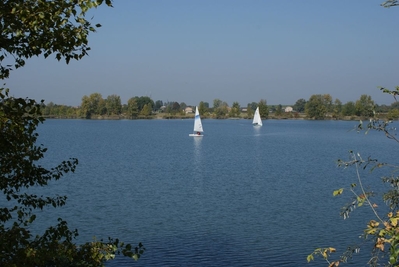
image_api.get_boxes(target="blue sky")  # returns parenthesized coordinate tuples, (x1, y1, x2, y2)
(5, 0, 399, 107)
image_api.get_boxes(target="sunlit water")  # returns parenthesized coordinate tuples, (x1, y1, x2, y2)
(27, 119, 399, 266)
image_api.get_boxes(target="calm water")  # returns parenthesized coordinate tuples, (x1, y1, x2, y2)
(31, 119, 398, 266)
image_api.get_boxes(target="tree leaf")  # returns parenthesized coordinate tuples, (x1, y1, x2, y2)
(333, 188, 344, 196)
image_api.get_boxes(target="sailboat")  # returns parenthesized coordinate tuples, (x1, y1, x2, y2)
(189, 106, 204, 137)
(252, 107, 263, 126)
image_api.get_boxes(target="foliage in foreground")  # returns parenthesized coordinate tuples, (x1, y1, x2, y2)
(0, 0, 114, 79)
(0, 88, 144, 266)
(308, 2, 398, 265)
(307, 89, 399, 267)
(1, 0, 144, 265)
(0, 88, 145, 265)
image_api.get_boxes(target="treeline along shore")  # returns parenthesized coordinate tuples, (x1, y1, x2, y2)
(41, 92, 399, 121)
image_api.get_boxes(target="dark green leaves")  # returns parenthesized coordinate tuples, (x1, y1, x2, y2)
(1, 1, 144, 265)
(1, 87, 143, 265)
(0, 0, 112, 79)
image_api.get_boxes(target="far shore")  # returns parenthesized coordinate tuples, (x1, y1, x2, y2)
(43, 113, 393, 121)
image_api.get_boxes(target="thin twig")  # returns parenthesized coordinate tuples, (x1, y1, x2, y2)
(353, 153, 384, 223)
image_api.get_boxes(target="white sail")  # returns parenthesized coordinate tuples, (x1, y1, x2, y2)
(189, 106, 204, 136)
(252, 107, 263, 126)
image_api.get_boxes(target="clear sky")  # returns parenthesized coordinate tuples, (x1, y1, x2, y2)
(5, 0, 399, 107)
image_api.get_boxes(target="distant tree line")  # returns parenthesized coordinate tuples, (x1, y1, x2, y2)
(296, 93, 399, 120)
(41, 92, 399, 120)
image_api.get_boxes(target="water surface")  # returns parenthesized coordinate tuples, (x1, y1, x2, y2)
(32, 119, 398, 266)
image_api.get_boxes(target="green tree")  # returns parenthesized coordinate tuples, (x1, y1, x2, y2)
(180, 102, 187, 111)
(249, 102, 258, 112)
(140, 104, 152, 116)
(323, 94, 333, 114)
(213, 101, 228, 118)
(154, 100, 163, 111)
(246, 104, 254, 119)
(43, 101, 55, 116)
(355, 94, 375, 117)
(293, 98, 307, 113)
(305, 94, 327, 119)
(213, 98, 222, 109)
(89, 93, 103, 115)
(0, 0, 144, 264)
(258, 99, 268, 118)
(341, 101, 356, 116)
(172, 102, 181, 113)
(97, 97, 107, 115)
(80, 95, 92, 118)
(0, 89, 144, 266)
(387, 108, 399, 120)
(80, 93, 104, 118)
(134, 96, 154, 113)
(66, 106, 79, 118)
(332, 99, 342, 119)
(198, 101, 208, 117)
(57, 105, 68, 117)
(105, 94, 122, 115)
(275, 104, 283, 116)
(375, 104, 390, 113)
(165, 102, 172, 114)
(229, 102, 241, 118)
(164, 102, 181, 115)
(127, 97, 139, 119)
(388, 101, 399, 112)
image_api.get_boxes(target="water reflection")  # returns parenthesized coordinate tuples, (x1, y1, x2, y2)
(253, 125, 261, 136)
(192, 137, 204, 197)
(193, 137, 202, 162)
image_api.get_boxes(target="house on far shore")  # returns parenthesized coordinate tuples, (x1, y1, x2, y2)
(284, 106, 293, 113)
(185, 106, 193, 114)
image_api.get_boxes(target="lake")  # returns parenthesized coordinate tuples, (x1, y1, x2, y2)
(32, 118, 399, 266)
